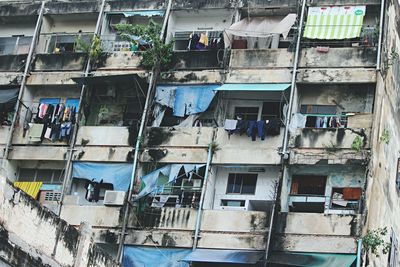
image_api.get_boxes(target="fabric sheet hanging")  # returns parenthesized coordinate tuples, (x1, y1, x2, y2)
(303, 6, 366, 40)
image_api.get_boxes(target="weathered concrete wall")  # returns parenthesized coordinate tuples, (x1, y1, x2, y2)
(172, 0, 232, 9)
(73, 146, 133, 162)
(230, 49, 293, 69)
(362, 1, 400, 265)
(278, 213, 358, 236)
(0, 55, 27, 72)
(0, 72, 22, 85)
(76, 126, 130, 146)
(273, 234, 357, 253)
(159, 70, 224, 84)
(0, 127, 10, 145)
(33, 53, 87, 71)
(8, 146, 68, 161)
(144, 127, 213, 148)
(0, 178, 118, 266)
(213, 127, 283, 165)
(99, 52, 142, 70)
(226, 69, 291, 83)
(0, 2, 41, 16)
(105, 0, 165, 12)
(299, 47, 376, 68)
(27, 72, 81, 85)
(61, 204, 122, 228)
(297, 68, 377, 83)
(125, 208, 268, 250)
(290, 128, 371, 149)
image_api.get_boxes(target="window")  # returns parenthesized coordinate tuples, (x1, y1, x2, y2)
(221, 199, 245, 207)
(18, 168, 64, 184)
(226, 173, 257, 194)
(234, 107, 259, 121)
(330, 187, 362, 210)
(262, 101, 281, 120)
(300, 105, 338, 127)
(396, 158, 400, 191)
(388, 229, 399, 267)
(291, 175, 327, 195)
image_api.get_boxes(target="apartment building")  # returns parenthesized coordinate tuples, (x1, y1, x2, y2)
(0, 0, 398, 266)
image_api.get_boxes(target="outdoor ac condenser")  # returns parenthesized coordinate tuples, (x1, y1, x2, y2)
(103, 191, 126, 206)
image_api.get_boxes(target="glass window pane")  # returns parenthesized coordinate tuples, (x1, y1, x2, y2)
(240, 174, 257, 194)
(18, 169, 36, 182)
(226, 174, 235, 193)
(36, 169, 53, 183)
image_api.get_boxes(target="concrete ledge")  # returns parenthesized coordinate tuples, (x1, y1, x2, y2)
(297, 68, 377, 83)
(0, 72, 22, 85)
(226, 69, 291, 83)
(77, 126, 130, 146)
(61, 205, 122, 228)
(9, 146, 68, 160)
(27, 72, 82, 85)
(159, 70, 224, 84)
(289, 148, 368, 165)
(73, 146, 133, 162)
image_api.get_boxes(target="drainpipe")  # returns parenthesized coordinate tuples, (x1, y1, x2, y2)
(356, 238, 362, 267)
(116, 0, 173, 262)
(264, 182, 278, 266)
(192, 142, 214, 250)
(280, 0, 306, 157)
(376, 0, 385, 71)
(57, 0, 106, 216)
(2, 1, 46, 164)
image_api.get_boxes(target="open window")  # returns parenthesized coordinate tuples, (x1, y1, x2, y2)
(289, 175, 327, 213)
(300, 104, 346, 128)
(330, 187, 361, 211)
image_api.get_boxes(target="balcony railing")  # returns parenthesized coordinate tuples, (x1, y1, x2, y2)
(0, 36, 32, 55)
(38, 32, 93, 54)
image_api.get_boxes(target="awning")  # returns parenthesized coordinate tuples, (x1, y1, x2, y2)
(72, 162, 133, 191)
(72, 74, 140, 86)
(268, 252, 357, 267)
(123, 246, 191, 267)
(155, 84, 219, 117)
(225, 14, 297, 39)
(215, 83, 290, 91)
(136, 164, 205, 199)
(0, 88, 18, 104)
(122, 10, 165, 17)
(14, 182, 43, 199)
(182, 249, 264, 264)
(303, 6, 366, 40)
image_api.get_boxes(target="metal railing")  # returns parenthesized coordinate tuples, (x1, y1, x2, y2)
(38, 32, 93, 53)
(100, 34, 147, 53)
(0, 36, 33, 55)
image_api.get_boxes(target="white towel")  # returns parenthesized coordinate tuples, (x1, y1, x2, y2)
(224, 119, 237, 130)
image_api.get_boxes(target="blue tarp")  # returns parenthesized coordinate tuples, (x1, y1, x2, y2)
(214, 83, 291, 91)
(123, 246, 190, 267)
(65, 98, 80, 110)
(39, 98, 60, 106)
(155, 85, 219, 117)
(136, 164, 205, 199)
(122, 10, 165, 17)
(182, 249, 264, 264)
(72, 162, 132, 191)
(0, 88, 18, 104)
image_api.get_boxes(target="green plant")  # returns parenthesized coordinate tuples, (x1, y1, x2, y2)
(351, 136, 363, 152)
(362, 227, 391, 256)
(115, 20, 173, 70)
(75, 35, 104, 64)
(380, 129, 390, 144)
(208, 141, 220, 154)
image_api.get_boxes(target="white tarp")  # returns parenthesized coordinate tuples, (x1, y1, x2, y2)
(225, 14, 297, 39)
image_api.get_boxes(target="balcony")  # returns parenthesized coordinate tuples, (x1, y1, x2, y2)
(213, 127, 284, 165)
(227, 49, 293, 83)
(141, 127, 213, 163)
(274, 212, 359, 253)
(172, 0, 232, 9)
(289, 114, 372, 165)
(307, 0, 381, 6)
(170, 50, 225, 70)
(127, 207, 268, 250)
(74, 126, 133, 162)
(33, 53, 87, 71)
(106, 0, 165, 12)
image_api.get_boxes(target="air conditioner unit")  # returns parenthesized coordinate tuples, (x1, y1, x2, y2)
(181, 179, 202, 190)
(104, 190, 125, 206)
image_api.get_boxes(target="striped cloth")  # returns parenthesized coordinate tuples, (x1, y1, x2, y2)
(14, 182, 43, 199)
(303, 6, 366, 40)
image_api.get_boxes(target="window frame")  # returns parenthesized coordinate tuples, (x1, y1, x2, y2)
(226, 173, 257, 195)
(17, 168, 64, 184)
